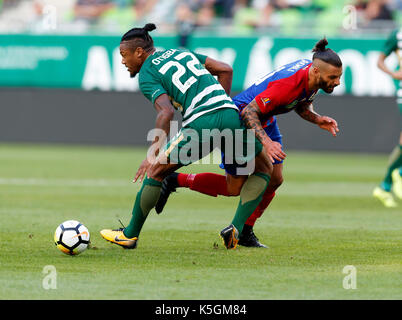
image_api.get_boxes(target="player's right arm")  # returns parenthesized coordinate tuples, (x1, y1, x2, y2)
(134, 66, 175, 183)
(377, 29, 402, 79)
(240, 99, 286, 163)
(133, 94, 175, 183)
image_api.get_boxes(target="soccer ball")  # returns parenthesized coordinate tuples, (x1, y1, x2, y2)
(54, 220, 90, 255)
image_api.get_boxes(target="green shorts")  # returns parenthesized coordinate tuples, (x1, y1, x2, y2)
(164, 108, 262, 171)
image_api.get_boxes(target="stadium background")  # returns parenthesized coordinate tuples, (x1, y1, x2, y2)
(1, 0, 402, 302)
(0, 0, 401, 152)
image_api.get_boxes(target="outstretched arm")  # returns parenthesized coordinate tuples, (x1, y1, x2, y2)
(204, 57, 233, 95)
(240, 99, 286, 163)
(295, 102, 339, 137)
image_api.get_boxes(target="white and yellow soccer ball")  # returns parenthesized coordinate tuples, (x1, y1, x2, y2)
(54, 220, 90, 255)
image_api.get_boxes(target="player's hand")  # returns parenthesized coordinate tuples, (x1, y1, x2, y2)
(318, 116, 339, 137)
(263, 141, 286, 163)
(133, 158, 151, 183)
(391, 70, 402, 80)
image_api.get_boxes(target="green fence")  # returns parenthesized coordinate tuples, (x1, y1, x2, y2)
(0, 34, 398, 96)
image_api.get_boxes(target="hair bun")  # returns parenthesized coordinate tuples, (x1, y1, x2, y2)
(143, 23, 156, 32)
(312, 38, 328, 53)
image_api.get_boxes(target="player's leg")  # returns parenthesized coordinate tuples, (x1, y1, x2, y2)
(373, 100, 402, 206)
(100, 129, 186, 248)
(373, 131, 402, 207)
(100, 155, 181, 248)
(185, 107, 273, 249)
(239, 163, 283, 248)
(155, 145, 261, 213)
(239, 119, 284, 247)
(122, 160, 181, 238)
(391, 131, 402, 199)
(220, 137, 273, 249)
(176, 172, 247, 196)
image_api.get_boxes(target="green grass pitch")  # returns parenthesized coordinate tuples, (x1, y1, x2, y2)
(0, 143, 401, 300)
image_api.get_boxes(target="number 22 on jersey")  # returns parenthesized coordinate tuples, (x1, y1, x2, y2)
(158, 52, 209, 94)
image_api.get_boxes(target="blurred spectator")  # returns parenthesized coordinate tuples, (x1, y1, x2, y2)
(74, 0, 115, 24)
(0, 0, 399, 35)
(365, 0, 393, 21)
(197, 1, 216, 27)
(144, 0, 177, 31)
(0, 0, 74, 33)
(175, 0, 222, 46)
(134, 0, 158, 23)
(354, 0, 395, 29)
(272, 0, 311, 9)
(176, 1, 196, 47)
(232, 0, 275, 33)
(214, 0, 236, 18)
(0, 0, 21, 10)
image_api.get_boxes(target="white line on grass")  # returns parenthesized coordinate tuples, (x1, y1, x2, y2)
(0, 177, 376, 196)
(0, 177, 130, 187)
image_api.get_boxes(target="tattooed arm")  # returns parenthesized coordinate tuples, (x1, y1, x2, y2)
(295, 102, 321, 123)
(240, 99, 286, 163)
(295, 102, 339, 137)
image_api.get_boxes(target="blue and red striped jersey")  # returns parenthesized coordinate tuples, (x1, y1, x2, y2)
(233, 59, 318, 126)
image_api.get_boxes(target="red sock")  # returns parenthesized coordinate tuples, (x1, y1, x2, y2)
(245, 190, 276, 226)
(177, 173, 229, 197)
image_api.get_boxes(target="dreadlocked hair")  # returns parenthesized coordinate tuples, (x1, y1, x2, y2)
(121, 23, 156, 52)
(312, 38, 342, 67)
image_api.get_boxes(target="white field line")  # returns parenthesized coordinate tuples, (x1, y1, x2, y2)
(0, 177, 375, 196)
(0, 177, 130, 187)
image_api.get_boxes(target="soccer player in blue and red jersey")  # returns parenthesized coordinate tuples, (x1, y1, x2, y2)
(156, 38, 342, 247)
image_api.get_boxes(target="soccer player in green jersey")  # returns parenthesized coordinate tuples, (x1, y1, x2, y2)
(373, 28, 402, 208)
(100, 23, 273, 249)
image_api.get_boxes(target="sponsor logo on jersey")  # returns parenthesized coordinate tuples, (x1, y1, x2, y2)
(261, 97, 270, 105)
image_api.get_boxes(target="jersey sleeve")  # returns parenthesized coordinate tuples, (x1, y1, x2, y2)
(255, 83, 293, 114)
(191, 51, 208, 65)
(383, 29, 398, 57)
(139, 66, 167, 105)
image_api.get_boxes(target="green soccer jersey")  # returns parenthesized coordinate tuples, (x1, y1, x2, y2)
(383, 28, 402, 59)
(383, 28, 402, 73)
(383, 28, 402, 105)
(139, 48, 238, 127)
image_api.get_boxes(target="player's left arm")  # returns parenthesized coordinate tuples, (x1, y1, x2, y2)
(295, 102, 339, 137)
(192, 52, 233, 95)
